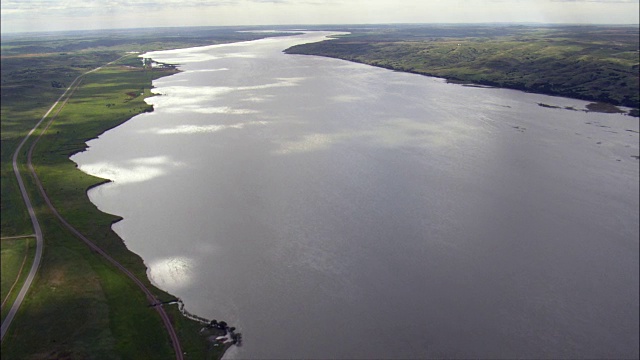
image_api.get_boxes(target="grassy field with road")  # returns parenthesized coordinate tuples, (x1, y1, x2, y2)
(1, 237, 36, 322)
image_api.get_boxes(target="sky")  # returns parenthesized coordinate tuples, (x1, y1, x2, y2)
(1, 0, 639, 34)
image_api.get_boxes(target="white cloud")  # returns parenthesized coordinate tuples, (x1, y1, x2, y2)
(2, 0, 638, 33)
(551, 0, 638, 2)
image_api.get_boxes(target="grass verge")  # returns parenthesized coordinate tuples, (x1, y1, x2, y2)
(1, 237, 36, 322)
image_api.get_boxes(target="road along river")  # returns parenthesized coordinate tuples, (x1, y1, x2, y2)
(72, 31, 639, 359)
(3, 58, 184, 359)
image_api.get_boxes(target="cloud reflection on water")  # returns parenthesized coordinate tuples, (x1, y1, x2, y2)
(149, 121, 269, 135)
(143, 47, 258, 64)
(274, 133, 346, 155)
(146, 77, 304, 114)
(148, 256, 194, 290)
(189, 68, 229, 73)
(76, 155, 182, 184)
(272, 117, 477, 155)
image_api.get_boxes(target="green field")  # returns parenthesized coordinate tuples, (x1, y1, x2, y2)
(1, 239, 30, 306)
(1, 54, 209, 360)
(1, 237, 36, 322)
(0, 27, 281, 359)
(285, 24, 640, 112)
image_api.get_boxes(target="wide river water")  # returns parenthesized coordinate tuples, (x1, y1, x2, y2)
(72, 32, 639, 359)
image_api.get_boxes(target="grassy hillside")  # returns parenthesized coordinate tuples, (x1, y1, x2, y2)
(285, 24, 639, 111)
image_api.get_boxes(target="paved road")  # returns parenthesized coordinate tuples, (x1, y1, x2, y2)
(1, 57, 184, 360)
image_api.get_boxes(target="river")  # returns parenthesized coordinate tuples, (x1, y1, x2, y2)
(71, 31, 639, 359)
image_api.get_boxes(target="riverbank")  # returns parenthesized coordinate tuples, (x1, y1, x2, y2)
(69, 30, 638, 358)
(283, 24, 639, 114)
(2, 55, 194, 358)
(1, 52, 230, 360)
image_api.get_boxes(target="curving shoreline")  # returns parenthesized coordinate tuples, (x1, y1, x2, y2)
(285, 50, 639, 116)
(82, 32, 639, 359)
(63, 29, 636, 358)
(283, 25, 640, 113)
(1, 29, 322, 359)
(71, 54, 240, 359)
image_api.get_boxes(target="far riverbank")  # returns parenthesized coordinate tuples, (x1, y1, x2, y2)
(283, 24, 639, 114)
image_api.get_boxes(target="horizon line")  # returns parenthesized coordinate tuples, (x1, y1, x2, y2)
(2, 21, 639, 36)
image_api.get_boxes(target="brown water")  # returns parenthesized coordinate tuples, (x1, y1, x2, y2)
(71, 32, 639, 359)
